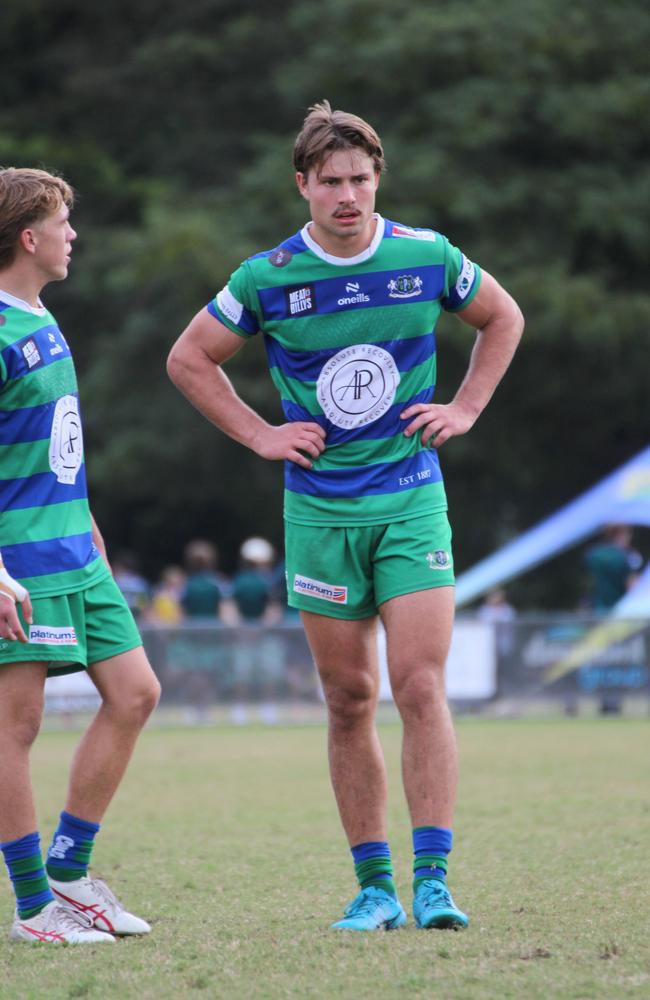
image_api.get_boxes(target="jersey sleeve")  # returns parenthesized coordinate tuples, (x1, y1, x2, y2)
(440, 237, 482, 312)
(206, 261, 261, 338)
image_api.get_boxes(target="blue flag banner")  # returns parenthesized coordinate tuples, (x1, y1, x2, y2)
(455, 446, 650, 609)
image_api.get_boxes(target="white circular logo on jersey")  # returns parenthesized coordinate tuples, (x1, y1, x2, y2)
(317, 344, 400, 430)
(49, 395, 83, 484)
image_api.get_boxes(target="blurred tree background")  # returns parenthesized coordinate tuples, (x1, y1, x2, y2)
(1, 0, 648, 605)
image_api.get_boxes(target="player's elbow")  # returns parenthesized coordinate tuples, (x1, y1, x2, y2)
(166, 341, 191, 388)
(503, 294, 525, 345)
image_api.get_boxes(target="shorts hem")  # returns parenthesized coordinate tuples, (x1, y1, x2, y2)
(377, 579, 455, 607)
(87, 638, 142, 667)
(288, 600, 377, 621)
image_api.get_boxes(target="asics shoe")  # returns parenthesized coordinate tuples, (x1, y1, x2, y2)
(10, 900, 114, 943)
(49, 875, 151, 935)
(413, 878, 469, 929)
(331, 886, 407, 931)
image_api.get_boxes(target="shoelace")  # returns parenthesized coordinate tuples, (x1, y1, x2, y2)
(86, 877, 122, 911)
(46, 903, 94, 932)
(345, 893, 386, 918)
(419, 881, 452, 907)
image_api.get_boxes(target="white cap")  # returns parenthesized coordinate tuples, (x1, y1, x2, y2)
(240, 537, 275, 563)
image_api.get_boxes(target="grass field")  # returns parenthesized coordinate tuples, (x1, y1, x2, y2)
(0, 718, 648, 999)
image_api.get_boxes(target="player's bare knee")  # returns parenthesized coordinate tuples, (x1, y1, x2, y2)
(323, 675, 377, 729)
(391, 665, 444, 716)
(3, 703, 43, 750)
(104, 675, 160, 727)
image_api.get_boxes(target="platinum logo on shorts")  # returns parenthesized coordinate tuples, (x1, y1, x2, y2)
(29, 624, 78, 645)
(294, 574, 348, 604)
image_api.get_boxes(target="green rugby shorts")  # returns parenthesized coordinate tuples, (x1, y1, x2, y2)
(0, 572, 142, 677)
(285, 511, 454, 620)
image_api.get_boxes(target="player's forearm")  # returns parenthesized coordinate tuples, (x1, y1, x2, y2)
(168, 350, 272, 454)
(452, 307, 524, 421)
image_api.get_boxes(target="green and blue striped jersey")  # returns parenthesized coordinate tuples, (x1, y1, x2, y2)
(0, 291, 107, 596)
(208, 215, 481, 526)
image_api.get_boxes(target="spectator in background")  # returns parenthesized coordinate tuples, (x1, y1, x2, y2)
(147, 565, 186, 626)
(181, 539, 235, 621)
(232, 537, 283, 625)
(477, 587, 517, 658)
(230, 537, 284, 725)
(583, 524, 643, 716)
(584, 524, 643, 611)
(112, 550, 151, 620)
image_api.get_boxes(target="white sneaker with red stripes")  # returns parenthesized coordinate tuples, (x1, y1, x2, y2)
(10, 900, 115, 943)
(49, 876, 151, 935)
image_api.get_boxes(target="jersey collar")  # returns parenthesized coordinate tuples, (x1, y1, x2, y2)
(0, 288, 47, 315)
(301, 214, 384, 266)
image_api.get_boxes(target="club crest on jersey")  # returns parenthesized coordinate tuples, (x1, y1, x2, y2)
(427, 550, 451, 570)
(20, 337, 42, 369)
(285, 284, 316, 316)
(388, 275, 423, 299)
(269, 247, 293, 268)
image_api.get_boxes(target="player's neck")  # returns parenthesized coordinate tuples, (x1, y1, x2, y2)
(0, 260, 46, 309)
(307, 216, 378, 259)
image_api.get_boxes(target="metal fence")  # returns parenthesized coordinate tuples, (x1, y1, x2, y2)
(43, 615, 650, 717)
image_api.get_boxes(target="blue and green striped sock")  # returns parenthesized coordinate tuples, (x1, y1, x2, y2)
(46, 811, 100, 882)
(413, 826, 452, 889)
(351, 841, 396, 898)
(1, 832, 55, 918)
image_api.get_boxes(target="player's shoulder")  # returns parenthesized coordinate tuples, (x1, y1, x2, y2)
(384, 219, 441, 244)
(244, 230, 310, 278)
(381, 218, 450, 260)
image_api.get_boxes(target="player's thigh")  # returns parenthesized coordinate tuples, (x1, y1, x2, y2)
(300, 610, 380, 704)
(0, 661, 48, 737)
(379, 586, 455, 694)
(88, 644, 160, 715)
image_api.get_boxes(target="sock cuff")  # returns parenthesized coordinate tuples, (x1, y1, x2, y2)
(351, 841, 391, 863)
(412, 826, 453, 856)
(59, 811, 100, 836)
(0, 832, 40, 859)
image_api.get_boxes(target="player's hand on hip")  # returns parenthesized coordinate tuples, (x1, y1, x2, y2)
(0, 567, 33, 643)
(256, 422, 326, 468)
(400, 400, 476, 447)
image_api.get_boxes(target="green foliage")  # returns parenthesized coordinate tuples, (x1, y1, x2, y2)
(1, 0, 648, 597)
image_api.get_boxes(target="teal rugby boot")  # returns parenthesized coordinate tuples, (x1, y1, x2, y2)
(331, 886, 407, 931)
(413, 879, 469, 930)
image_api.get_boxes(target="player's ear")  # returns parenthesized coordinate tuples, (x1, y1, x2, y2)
(19, 227, 38, 255)
(296, 172, 310, 201)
